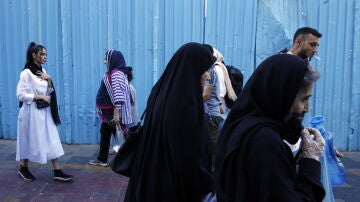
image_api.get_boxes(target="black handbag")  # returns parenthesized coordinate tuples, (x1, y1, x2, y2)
(36, 99, 50, 109)
(110, 110, 146, 177)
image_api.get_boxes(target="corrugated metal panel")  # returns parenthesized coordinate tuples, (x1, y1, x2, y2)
(0, 0, 206, 144)
(1, 0, 359, 149)
(205, 0, 257, 81)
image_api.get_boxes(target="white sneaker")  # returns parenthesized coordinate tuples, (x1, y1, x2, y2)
(88, 159, 107, 167)
(113, 145, 120, 152)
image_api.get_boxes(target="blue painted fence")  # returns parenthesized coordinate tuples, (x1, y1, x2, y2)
(0, 0, 359, 150)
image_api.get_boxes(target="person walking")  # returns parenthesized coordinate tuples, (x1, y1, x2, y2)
(16, 42, 73, 182)
(126, 66, 139, 125)
(124, 42, 215, 202)
(203, 65, 222, 165)
(215, 54, 325, 201)
(212, 47, 237, 116)
(89, 50, 132, 166)
(111, 66, 138, 153)
(282, 27, 342, 202)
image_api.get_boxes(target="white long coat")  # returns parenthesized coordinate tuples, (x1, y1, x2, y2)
(16, 68, 64, 164)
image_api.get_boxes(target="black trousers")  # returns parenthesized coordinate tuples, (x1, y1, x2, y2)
(97, 122, 116, 162)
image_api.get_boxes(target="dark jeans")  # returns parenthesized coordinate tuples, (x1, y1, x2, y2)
(206, 115, 224, 162)
(97, 122, 116, 162)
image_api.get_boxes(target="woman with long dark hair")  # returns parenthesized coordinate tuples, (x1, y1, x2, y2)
(16, 42, 72, 181)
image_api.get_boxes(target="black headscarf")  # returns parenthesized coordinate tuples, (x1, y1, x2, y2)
(125, 42, 216, 202)
(24, 62, 42, 76)
(215, 54, 310, 201)
(19, 62, 61, 125)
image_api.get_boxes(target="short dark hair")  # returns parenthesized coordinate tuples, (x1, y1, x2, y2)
(293, 27, 322, 44)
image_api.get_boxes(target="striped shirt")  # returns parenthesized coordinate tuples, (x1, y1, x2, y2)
(111, 70, 132, 124)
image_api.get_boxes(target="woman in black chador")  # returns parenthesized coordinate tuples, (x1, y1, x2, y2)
(124, 42, 215, 202)
(215, 54, 325, 202)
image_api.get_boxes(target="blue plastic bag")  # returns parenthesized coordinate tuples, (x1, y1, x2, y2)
(310, 115, 346, 186)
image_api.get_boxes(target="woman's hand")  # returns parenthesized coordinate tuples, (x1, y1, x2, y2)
(37, 71, 53, 88)
(335, 148, 344, 158)
(37, 71, 51, 81)
(113, 109, 121, 124)
(34, 95, 51, 104)
(299, 128, 325, 161)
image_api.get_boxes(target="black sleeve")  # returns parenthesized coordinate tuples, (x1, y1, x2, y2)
(245, 128, 325, 202)
(296, 158, 325, 201)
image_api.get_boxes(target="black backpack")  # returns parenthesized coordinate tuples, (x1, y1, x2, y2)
(224, 65, 243, 108)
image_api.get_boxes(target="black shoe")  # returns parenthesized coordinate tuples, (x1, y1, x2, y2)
(18, 165, 36, 181)
(54, 169, 73, 181)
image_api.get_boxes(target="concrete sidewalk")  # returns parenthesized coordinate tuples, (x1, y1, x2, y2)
(0, 139, 359, 202)
(0, 139, 128, 202)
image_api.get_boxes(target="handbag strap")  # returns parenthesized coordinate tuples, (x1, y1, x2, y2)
(136, 109, 146, 126)
(103, 74, 115, 105)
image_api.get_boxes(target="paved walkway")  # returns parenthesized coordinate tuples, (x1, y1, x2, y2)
(0, 139, 359, 202)
(0, 139, 128, 202)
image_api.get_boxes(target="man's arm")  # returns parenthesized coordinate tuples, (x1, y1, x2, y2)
(203, 85, 213, 102)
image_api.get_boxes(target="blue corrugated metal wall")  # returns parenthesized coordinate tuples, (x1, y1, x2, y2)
(1, 0, 359, 150)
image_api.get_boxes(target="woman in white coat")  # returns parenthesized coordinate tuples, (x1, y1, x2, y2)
(16, 42, 72, 182)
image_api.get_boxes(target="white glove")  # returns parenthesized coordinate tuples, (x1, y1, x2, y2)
(299, 128, 325, 161)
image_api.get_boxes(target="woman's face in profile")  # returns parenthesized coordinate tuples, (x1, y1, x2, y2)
(33, 48, 47, 65)
(289, 84, 313, 116)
